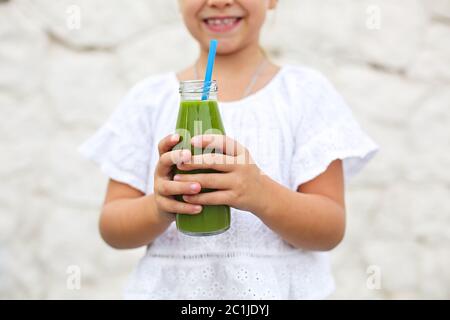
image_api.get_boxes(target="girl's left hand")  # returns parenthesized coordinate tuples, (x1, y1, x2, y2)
(173, 134, 265, 214)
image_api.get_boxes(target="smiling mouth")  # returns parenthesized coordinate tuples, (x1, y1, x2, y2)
(202, 17, 243, 33)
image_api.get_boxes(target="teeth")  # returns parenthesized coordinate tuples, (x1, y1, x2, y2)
(206, 18, 238, 26)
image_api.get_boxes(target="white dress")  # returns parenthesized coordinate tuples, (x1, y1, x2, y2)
(79, 65, 378, 299)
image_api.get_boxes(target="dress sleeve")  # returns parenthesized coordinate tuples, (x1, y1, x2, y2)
(290, 69, 379, 190)
(78, 80, 154, 194)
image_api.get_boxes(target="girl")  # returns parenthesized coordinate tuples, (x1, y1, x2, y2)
(80, 0, 378, 299)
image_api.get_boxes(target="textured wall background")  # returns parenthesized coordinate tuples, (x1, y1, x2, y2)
(0, 0, 449, 299)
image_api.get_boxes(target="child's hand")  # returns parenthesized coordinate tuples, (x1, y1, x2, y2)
(153, 134, 203, 216)
(173, 134, 264, 214)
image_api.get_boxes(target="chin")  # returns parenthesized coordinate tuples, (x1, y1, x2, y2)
(208, 38, 244, 55)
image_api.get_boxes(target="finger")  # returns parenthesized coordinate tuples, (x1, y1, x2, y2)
(176, 153, 236, 172)
(157, 196, 202, 215)
(158, 133, 181, 156)
(156, 149, 191, 177)
(157, 180, 201, 196)
(182, 190, 232, 206)
(190, 134, 246, 156)
(173, 173, 232, 190)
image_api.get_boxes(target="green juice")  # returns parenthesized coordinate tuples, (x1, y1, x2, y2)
(174, 99, 230, 236)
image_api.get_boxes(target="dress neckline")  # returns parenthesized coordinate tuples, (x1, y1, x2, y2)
(170, 65, 287, 107)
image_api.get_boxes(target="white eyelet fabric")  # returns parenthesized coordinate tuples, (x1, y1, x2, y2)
(79, 65, 378, 299)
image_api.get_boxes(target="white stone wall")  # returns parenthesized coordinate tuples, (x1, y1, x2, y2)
(0, 0, 449, 299)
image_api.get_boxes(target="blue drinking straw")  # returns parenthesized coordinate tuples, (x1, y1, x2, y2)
(201, 39, 218, 101)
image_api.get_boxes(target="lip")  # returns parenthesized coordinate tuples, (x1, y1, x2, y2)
(201, 16, 243, 34)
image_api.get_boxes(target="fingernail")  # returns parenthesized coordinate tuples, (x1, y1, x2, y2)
(190, 183, 199, 191)
(191, 136, 200, 145)
(173, 175, 181, 181)
(194, 205, 202, 213)
(171, 134, 179, 142)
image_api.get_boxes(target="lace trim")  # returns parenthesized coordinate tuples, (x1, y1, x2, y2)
(146, 250, 304, 260)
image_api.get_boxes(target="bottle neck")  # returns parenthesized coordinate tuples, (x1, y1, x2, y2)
(179, 80, 218, 101)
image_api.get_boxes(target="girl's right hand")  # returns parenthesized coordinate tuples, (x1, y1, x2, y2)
(153, 134, 203, 218)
